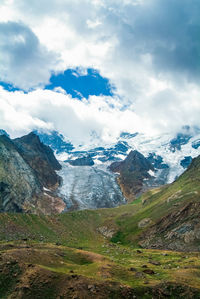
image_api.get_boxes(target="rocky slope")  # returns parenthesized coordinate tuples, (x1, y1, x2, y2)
(101, 153, 200, 252)
(109, 150, 168, 201)
(0, 134, 41, 213)
(14, 132, 61, 190)
(138, 155, 200, 251)
(0, 133, 65, 214)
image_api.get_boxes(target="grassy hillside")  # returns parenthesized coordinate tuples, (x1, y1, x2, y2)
(0, 156, 200, 297)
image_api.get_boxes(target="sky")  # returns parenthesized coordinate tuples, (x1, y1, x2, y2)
(0, 0, 200, 144)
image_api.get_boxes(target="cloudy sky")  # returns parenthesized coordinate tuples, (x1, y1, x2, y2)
(0, 0, 200, 143)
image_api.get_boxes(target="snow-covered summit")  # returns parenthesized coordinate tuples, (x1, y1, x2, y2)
(35, 126, 200, 184)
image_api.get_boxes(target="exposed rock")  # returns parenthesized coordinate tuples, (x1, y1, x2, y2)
(109, 150, 154, 201)
(14, 132, 61, 189)
(129, 267, 137, 272)
(67, 156, 94, 166)
(0, 129, 9, 137)
(0, 135, 40, 212)
(140, 201, 200, 251)
(180, 156, 192, 169)
(138, 218, 153, 228)
(143, 269, 155, 275)
(184, 231, 195, 244)
(97, 226, 116, 238)
(149, 260, 161, 266)
(0, 133, 65, 214)
(170, 129, 192, 152)
(34, 130, 74, 154)
(135, 272, 145, 278)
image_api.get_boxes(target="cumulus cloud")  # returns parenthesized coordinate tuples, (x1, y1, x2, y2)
(0, 85, 200, 145)
(0, 0, 200, 138)
(0, 21, 59, 89)
(0, 86, 141, 143)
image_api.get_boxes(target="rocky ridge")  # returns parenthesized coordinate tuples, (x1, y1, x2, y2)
(109, 150, 162, 201)
(0, 132, 65, 214)
(138, 155, 200, 251)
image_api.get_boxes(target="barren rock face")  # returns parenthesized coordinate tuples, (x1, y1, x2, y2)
(138, 218, 153, 228)
(14, 132, 61, 190)
(109, 150, 157, 201)
(0, 135, 40, 212)
(0, 133, 64, 214)
(139, 201, 200, 251)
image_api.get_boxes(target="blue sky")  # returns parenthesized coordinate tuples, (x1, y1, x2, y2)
(0, 68, 114, 99)
(0, 81, 21, 92)
(45, 68, 114, 99)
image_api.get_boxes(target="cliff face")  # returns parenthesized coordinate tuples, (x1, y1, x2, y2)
(14, 132, 61, 190)
(0, 135, 40, 212)
(109, 150, 154, 201)
(0, 133, 65, 214)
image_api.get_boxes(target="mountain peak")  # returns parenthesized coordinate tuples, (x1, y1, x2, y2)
(0, 129, 9, 138)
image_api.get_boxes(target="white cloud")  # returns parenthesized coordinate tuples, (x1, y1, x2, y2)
(0, 21, 59, 89)
(0, 85, 200, 145)
(0, 0, 200, 138)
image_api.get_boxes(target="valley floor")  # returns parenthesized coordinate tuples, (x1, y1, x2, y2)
(1, 241, 200, 298)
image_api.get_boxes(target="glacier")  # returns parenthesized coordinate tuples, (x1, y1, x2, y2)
(57, 162, 126, 211)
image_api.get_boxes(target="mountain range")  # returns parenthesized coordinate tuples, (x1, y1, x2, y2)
(0, 127, 199, 213)
(0, 127, 200, 297)
(35, 126, 200, 202)
(35, 126, 200, 183)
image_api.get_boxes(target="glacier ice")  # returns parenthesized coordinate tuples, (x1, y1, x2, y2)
(57, 162, 126, 211)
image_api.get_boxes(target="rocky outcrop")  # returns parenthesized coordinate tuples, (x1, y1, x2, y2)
(67, 156, 94, 166)
(139, 201, 200, 251)
(139, 155, 200, 251)
(0, 133, 65, 214)
(109, 150, 154, 201)
(138, 218, 153, 228)
(14, 132, 61, 190)
(0, 135, 40, 212)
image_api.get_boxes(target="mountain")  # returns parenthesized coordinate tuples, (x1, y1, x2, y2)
(0, 129, 9, 137)
(103, 153, 200, 252)
(14, 132, 61, 190)
(2, 127, 198, 214)
(35, 126, 200, 187)
(34, 130, 74, 154)
(67, 156, 94, 166)
(0, 155, 200, 297)
(0, 133, 65, 214)
(138, 154, 200, 251)
(0, 131, 126, 213)
(109, 150, 155, 200)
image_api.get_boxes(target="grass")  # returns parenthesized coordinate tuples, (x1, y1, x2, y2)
(0, 156, 200, 296)
(1, 241, 200, 293)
